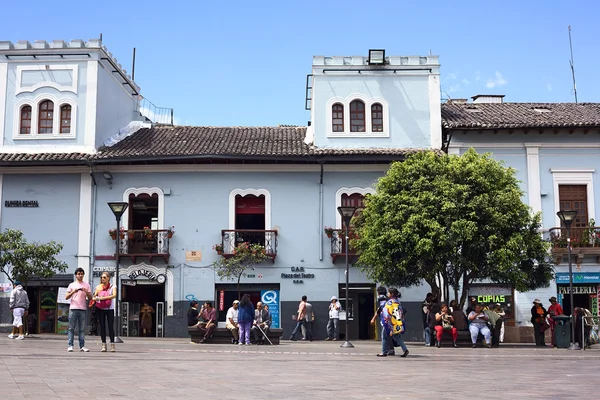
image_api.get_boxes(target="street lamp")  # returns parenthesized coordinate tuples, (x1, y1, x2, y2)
(108, 201, 129, 343)
(557, 209, 579, 350)
(338, 206, 357, 348)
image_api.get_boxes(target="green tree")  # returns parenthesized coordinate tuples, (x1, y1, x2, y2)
(0, 229, 68, 286)
(354, 149, 553, 308)
(212, 242, 270, 299)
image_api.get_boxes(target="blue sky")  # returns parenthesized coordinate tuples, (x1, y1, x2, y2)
(2, 0, 599, 126)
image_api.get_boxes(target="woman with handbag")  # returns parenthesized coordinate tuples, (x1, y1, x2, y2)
(93, 272, 118, 352)
(530, 299, 548, 347)
(434, 303, 459, 348)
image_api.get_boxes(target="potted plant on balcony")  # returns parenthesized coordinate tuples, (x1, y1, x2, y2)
(108, 229, 117, 240)
(213, 244, 224, 255)
(324, 226, 334, 238)
(143, 227, 153, 239)
(167, 226, 175, 239)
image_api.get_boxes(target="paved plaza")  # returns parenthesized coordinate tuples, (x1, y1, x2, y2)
(1, 335, 599, 399)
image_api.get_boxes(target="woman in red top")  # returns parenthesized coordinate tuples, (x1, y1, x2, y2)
(548, 296, 564, 348)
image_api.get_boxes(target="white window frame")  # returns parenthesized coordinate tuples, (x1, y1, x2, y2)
(122, 187, 165, 230)
(335, 187, 376, 228)
(551, 169, 595, 227)
(13, 94, 77, 139)
(16, 64, 78, 94)
(228, 188, 272, 230)
(326, 93, 390, 138)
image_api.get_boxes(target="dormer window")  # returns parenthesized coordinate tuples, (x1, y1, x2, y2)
(332, 103, 344, 132)
(350, 100, 365, 132)
(371, 103, 383, 132)
(20, 105, 32, 135)
(38, 100, 54, 134)
(60, 104, 72, 134)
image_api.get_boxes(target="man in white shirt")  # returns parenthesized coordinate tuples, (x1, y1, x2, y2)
(226, 300, 239, 344)
(326, 296, 341, 340)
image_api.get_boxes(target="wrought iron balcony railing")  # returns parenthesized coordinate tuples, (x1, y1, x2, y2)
(328, 229, 358, 262)
(117, 229, 171, 263)
(221, 229, 278, 261)
(546, 226, 600, 264)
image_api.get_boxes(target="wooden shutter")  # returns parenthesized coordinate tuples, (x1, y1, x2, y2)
(559, 185, 588, 228)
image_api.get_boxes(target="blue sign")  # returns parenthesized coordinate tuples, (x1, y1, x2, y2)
(261, 290, 280, 329)
(555, 273, 600, 284)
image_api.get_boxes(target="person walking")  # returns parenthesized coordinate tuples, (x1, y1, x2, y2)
(237, 294, 255, 346)
(8, 280, 29, 340)
(378, 288, 409, 358)
(303, 299, 314, 341)
(66, 268, 93, 352)
(289, 295, 308, 341)
(326, 296, 340, 340)
(93, 272, 117, 352)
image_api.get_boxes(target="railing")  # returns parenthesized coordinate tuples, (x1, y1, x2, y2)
(137, 96, 174, 125)
(221, 230, 278, 258)
(328, 229, 358, 261)
(117, 229, 171, 262)
(546, 227, 600, 248)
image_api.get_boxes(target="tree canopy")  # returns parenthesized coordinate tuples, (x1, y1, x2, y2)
(212, 242, 270, 299)
(354, 149, 553, 307)
(0, 229, 68, 285)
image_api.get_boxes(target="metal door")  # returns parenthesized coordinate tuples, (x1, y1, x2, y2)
(156, 302, 165, 337)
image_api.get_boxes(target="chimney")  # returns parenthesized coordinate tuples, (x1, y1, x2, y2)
(471, 94, 505, 104)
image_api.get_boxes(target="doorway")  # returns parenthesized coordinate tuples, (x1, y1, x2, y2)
(561, 293, 593, 316)
(121, 283, 165, 337)
(338, 284, 376, 340)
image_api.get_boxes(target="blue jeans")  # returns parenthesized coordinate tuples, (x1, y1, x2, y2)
(424, 327, 432, 345)
(469, 324, 491, 344)
(327, 318, 339, 339)
(68, 309, 87, 348)
(289, 320, 305, 340)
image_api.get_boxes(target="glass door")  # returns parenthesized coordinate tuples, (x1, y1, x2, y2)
(156, 302, 164, 337)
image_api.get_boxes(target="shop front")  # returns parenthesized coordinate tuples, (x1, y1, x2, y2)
(555, 272, 600, 316)
(214, 283, 281, 329)
(468, 284, 514, 322)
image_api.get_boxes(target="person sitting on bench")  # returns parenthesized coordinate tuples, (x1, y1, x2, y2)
(468, 303, 491, 348)
(434, 303, 458, 348)
(196, 302, 217, 343)
(251, 301, 272, 345)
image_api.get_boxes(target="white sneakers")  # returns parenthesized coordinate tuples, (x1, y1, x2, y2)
(80, 347, 90, 352)
(7, 334, 24, 340)
(67, 346, 74, 352)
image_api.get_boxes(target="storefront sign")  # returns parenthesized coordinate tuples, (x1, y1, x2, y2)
(468, 285, 513, 319)
(281, 267, 314, 284)
(122, 280, 136, 287)
(0, 283, 12, 293)
(92, 266, 116, 277)
(558, 286, 597, 295)
(219, 290, 225, 311)
(4, 200, 39, 207)
(261, 290, 280, 329)
(186, 251, 202, 261)
(57, 287, 70, 304)
(556, 272, 600, 284)
(128, 268, 158, 280)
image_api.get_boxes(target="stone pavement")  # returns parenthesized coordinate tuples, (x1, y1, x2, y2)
(1, 335, 599, 399)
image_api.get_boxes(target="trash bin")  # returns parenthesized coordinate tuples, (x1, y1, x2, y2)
(553, 315, 571, 348)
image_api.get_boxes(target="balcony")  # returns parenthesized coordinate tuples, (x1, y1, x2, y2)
(117, 229, 171, 263)
(547, 226, 600, 263)
(329, 229, 358, 262)
(221, 229, 278, 262)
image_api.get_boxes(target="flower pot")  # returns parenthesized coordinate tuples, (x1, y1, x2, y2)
(119, 233, 125, 239)
(167, 232, 174, 238)
(216, 250, 223, 255)
(110, 233, 117, 240)
(326, 233, 333, 238)
(146, 234, 153, 240)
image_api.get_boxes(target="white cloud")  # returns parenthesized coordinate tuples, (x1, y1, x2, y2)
(546, 83, 553, 92)
(461, 79, 470, 85)
(447, 72, 457, 80)
(485, 71, 507, 89)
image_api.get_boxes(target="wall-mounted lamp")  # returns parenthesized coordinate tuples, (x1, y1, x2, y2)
(103, 171, 113, 189)
(368, 49, 386, 65)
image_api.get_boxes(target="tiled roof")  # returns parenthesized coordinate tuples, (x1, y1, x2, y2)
(441, 102, 600, 129)
(0, 152, 90, 163)
(95, 125, 426, 160)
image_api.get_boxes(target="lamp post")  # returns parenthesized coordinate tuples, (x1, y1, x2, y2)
(337, 206, 357, 348)
(557, 209, 580, 350)
(108, 201, 129, 343)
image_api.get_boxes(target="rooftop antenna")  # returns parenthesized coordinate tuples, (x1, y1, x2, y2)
(100, 33, 103, 41)
(132, 47, 136, 81)
(568, 25, 578, 103)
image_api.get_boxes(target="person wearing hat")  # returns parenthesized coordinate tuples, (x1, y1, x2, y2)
(226, 300, 240, 344)
(530, 299, 548, 346)
(547, 296, 564, 348)
(8, 280, 29, 340)
(492, 303, 506, 343)
(326, 295, 341, 340)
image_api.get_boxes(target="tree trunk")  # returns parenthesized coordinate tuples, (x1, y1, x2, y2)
(237, 273, 242, 300)
(458, 271, 469, 309)
(425, 278, 441, 302)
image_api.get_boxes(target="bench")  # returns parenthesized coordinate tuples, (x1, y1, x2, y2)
(436, 320, 503, 347)
(188, 326, 282, 345)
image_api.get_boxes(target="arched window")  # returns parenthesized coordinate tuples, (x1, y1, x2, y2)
(38, 100, 54, 134)
(332, 103, 344, 132)
(371, 103, 383, 132)
(349, 100, 365, 132)
(60, 105, 72, 134)
(19, 105, 32, 135)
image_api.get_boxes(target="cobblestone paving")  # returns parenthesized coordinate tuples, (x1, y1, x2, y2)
(1, 335, 598, 399)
